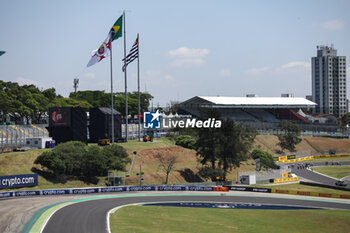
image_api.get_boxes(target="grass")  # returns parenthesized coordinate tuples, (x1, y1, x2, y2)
(110, 206, 350, 233)
(307, 156, 350, 162)
(313, 166, 350, 179)
(1, 135, 349, 191)
(254, 183, 350, 194)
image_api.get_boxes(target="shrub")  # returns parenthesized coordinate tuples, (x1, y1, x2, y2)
(175, 135, 196, 150)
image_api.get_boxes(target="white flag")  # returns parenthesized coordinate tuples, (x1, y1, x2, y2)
(87, 33, 111, 67)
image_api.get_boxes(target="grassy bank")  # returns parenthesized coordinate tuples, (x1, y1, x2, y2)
(1, 135, 350, 191)
(110, 206, 350, 233)
(313, 166, 350, 179)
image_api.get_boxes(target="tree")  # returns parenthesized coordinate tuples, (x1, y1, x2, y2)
(155, 153, 178, 184)
(277, 120, 302, 152)
(195, 109, 222, 169)
(217, 119, 257, 178)
(175, 135, 196, 150)
(341, 112, 350, 127)
(251, 148, 278, 171)
(195, 109, 257, 181)
(102, 144, 131, 171)
(69, 90, 153, 115)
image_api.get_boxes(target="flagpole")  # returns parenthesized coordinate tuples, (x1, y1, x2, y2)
(110, 35, 115, 143)
(137, 33, 141, 142)
(123, 11, 128, 142)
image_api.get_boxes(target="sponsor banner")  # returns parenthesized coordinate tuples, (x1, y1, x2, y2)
(287, 155, 296, 159)
(72, 188, 99, 195)
(226, 186, 271, 193)
(187, 186, 214, 191)
(42, 189, 70, 195)
(278, 156, 315, 163)
(0, 174, 38, 189)
(101, 187, 127, 193)
(14, 190, 41, 197)
(273, 177, 298, 183)
(278, 156, 288, 161)
(128, 186, 156, 192)
(0, 192, 13, 198)
(157, 186, 187, 191)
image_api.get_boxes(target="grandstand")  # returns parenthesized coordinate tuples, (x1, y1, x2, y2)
(178, 96, 338, 132)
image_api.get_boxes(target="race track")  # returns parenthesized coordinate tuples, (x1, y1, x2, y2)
(42, 193, 350, 233)
(289, 161, 350, 186)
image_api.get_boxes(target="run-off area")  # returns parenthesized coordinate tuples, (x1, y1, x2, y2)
(109, 203, 350, 233)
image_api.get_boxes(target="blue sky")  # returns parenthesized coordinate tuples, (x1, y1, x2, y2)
(0, 0, 349, 106)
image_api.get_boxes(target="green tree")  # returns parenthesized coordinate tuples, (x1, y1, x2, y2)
(341, 112, 350, 127)
(34, 141, 87, 182)
(251, 148, 278, 171)
(277, 120, 302, 152)
(70, 90, 153, 115)
(175, 135, 196, 150)
(102, 144, 131, 171)
(82, 145, 108, 179)
(195, 109, 222, 170)
(217, 119, 257, 177)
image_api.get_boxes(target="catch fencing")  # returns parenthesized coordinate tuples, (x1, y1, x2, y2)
(0, 124, 48, 152)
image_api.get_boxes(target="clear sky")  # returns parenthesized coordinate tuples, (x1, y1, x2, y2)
(0, 0, 349, 106)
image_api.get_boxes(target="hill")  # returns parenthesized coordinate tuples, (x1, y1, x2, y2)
(1, 136, 350, 190)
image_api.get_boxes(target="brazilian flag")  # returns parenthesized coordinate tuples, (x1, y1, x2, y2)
(110, 15, 123, 41)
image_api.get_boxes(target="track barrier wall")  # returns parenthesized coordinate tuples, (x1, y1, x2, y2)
(1, 184, 350, 200)
(277, 154, 350, 163)
(271, 188, 350, 199)
(0, 185, 220, 199)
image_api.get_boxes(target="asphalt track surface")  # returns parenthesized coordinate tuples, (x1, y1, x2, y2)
(42, 193, 350, 233)
(288, 161, 350, 186)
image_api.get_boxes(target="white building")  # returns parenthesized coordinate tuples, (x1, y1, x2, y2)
(312, 45, 347, 116)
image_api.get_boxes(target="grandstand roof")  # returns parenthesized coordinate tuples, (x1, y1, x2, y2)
(180, 96, 316, 109)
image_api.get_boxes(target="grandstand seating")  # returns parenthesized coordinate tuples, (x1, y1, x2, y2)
(244, 109, 280, 123)
(220, 109, 258, 122)
(271, 109, 308, 122)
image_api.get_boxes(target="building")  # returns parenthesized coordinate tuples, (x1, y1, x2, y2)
(312, 45, 347, 117)
(179, 95, 338, 131)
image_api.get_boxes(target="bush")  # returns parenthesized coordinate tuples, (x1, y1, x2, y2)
(34, 141, 131, 183)
(175, 135, 196, 150)
(251, 148, 278, 170)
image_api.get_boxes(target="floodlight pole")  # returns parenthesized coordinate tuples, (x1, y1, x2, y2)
(123, 11, 128, 142)
(110, 39, 114, 143)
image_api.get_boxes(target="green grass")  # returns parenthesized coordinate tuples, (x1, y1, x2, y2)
(110, 206, 350, 233)
(254, 183, 350, 194)
(313, 166, 350, 179)
(307, 157, 350, 162)
(120, 137, 175, 152)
